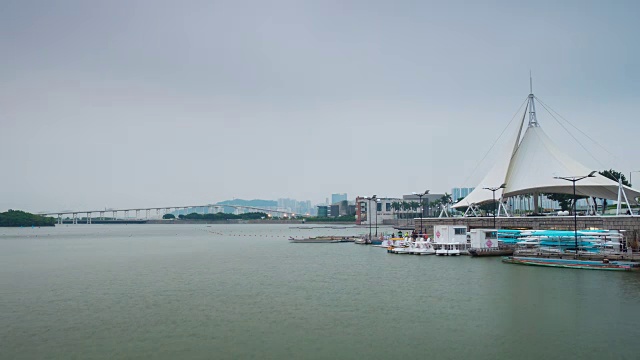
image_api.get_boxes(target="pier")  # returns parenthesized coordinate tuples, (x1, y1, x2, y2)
(406, 216, 640, 245)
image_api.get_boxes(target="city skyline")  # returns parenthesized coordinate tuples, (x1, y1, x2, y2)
(2, 1, 639, 212)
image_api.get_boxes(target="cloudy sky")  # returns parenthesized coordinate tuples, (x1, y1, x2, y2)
(1, 0, 639, 212)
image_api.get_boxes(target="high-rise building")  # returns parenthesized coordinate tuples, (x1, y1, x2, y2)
(317, 206, 328, 217)
(331, 193, 347, 204)
(452, 187, 475, 202)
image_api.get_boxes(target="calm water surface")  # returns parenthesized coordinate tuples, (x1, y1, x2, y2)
(1, 224, 639, 359)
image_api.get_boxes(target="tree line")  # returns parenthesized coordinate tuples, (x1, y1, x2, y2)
(163, 212, 270, 220)
(388, 193, 453, 219)
(0, 210, 56, 227)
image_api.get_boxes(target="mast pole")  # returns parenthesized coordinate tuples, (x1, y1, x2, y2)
(528, 73, 539, 127)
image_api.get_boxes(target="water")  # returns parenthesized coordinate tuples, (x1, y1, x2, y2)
(1, 224, 639, 359)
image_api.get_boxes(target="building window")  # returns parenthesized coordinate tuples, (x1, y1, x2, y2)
(377, 202, 382, 212)
(386, 203, 391, 212)
(454, 228, 466, 235)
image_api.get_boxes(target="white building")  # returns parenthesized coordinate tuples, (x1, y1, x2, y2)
(355, 196, 402, 225)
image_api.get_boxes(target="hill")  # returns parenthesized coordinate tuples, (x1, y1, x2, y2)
(0, 210, 56, 227)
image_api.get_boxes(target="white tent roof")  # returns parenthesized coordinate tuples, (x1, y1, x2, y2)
(453, 97, 640, 208)
(451, 116, 520, 208)
(502, 126, 640, 201)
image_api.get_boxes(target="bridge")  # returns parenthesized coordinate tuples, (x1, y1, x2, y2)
(38, 204, 304, 224)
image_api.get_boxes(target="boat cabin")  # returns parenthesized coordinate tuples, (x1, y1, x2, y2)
(433, 225, 467, 243)
(469, 229, 499, 250)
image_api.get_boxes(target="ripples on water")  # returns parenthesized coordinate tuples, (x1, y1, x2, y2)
(1, 224, 639, 359)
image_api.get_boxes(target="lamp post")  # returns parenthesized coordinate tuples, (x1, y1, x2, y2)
(375, 197, 380, 237)
(554, 171, 597, 259)
(364, 196, 373, 241)
(483, 184, 506, 229)
(364, 195, 377, 242)
(412, 190, 430, 236)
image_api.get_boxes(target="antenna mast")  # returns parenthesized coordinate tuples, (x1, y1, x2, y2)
(527, 71, 539, 127)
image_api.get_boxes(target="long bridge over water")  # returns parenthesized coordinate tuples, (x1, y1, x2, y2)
(38, 204, 301, 224)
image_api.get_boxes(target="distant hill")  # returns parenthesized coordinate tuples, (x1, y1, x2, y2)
(216, 199, 278, 208)
(0, 210, 56, 227)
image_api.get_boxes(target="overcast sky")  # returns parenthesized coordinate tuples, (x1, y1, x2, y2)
(1, 0, 639, 212)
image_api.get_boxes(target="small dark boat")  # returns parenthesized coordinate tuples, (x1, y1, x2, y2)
(502, 256, 640, 271)
(288, 236, 355, 243)
(468, 248, 514, 257)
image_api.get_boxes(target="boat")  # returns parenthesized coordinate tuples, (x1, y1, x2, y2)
(387, 238, 413, 254)
(373, 238, 397, 248)
(469, 248, 513, 257)
(391, 245, 413, 254)
(468, 228, 514, 257)
(410, 240, 436, 255)
(434, 242, 464, 256)
(288, 236, 354, 243)
(501, 256, 640, 271)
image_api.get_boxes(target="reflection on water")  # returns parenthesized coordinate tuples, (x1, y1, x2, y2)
(1, 224, 639, 359)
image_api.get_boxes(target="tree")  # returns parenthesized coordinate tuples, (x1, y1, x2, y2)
(545, 193, 575, 212)
(599, 169, 630, 214)
(409, 201, 419, 217)
(0, 210, 56, 227)
(600, 169, 630, 186)
(163, 214, 175, 219)
(431, 199, 442, 217)
(391, 201, 401, 220)
(440, 193, 452, 215)
(479, 202, 495, 214)
(401, 201, 409, 219)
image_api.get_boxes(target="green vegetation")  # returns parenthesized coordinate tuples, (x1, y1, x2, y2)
(544, 169, 630, 214)
(599, 169, 630, 213)
(0, 210, 56, 227)
(304, 215, 356, 222)
(544, 193, 577, 212)
(216, 199, 277, 208)
(177, 212, 269, 221)
(162, 214, 176, 219)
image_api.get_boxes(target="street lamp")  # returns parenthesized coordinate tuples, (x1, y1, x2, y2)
(374, 197, 380, 237)
(554, 171, 597, 259)
(483, 184, 506, 229)
(364, 195, 377, 242)
(412, 190, 430, 236)
(364, 196, 372, 241)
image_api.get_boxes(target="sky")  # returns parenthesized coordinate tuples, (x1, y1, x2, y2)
(1, 0, 639, 213)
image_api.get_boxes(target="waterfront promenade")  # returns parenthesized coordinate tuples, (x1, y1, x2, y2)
(406, 215, 640, 245)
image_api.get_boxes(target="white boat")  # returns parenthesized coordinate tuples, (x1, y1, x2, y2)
(394, 237, 410, 247)
(392, 246, 412, 254)
(434, 242, 464, 256)
(391, 238, 415, 254)
(372, 238, 396, 248)
(410, 240, 436, 255)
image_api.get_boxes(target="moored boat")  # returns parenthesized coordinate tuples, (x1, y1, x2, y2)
(501, 256, 640, 271)
(469, 248, 513, 257)
(410, 240, 436, 255)
(468, 229, 513, 257)
(434, 242, 463, 256)
(289, 236, 354, 243)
